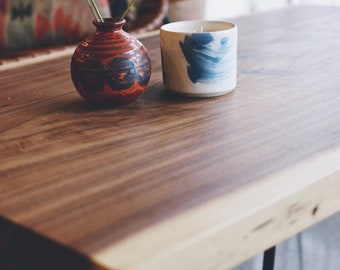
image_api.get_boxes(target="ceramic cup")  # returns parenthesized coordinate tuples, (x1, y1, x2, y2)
(160, 20, 238, 97)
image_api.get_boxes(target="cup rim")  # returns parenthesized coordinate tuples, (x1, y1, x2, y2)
(160, 20, 236, 34)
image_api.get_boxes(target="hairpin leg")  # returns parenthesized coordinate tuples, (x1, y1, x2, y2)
(263, 246, 276, 270)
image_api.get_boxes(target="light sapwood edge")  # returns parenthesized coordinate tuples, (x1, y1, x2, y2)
(0, 31, 159, 71)
(93, 146, 340, 270)
(0, 47, 76, 71)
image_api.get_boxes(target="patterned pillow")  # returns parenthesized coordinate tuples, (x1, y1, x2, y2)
(0, 0, 111, 51)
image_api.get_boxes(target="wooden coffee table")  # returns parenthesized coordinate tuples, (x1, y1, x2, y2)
(1, 5, 339, 270)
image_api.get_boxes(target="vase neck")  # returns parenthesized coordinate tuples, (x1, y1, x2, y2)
(93, 18, 126, 32)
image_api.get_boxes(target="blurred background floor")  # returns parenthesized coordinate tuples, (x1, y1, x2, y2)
(234, 212, 340, 270)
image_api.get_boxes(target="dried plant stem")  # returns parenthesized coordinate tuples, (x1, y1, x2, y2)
(87, 0, 104, 23)
(119, 0, 136, 21)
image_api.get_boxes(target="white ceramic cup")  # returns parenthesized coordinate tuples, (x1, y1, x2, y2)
(160, 20, 238, 97)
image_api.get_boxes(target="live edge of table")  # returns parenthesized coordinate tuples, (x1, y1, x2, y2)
(1, 5, 340, 270)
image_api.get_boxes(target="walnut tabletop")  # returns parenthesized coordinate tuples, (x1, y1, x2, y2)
(1, 5, 340, 270)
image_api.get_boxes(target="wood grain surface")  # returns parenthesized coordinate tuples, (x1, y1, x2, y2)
(1, 6, 340, 270)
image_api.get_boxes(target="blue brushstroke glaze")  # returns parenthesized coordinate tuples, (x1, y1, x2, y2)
(180, 33, 230, 84)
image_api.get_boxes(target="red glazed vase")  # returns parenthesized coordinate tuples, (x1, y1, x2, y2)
(71, 19, 151, 106)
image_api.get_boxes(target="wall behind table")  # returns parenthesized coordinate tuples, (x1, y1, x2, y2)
(168, 0, 340, 21)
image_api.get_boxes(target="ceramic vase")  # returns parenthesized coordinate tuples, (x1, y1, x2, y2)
(71, 19, 151, 106)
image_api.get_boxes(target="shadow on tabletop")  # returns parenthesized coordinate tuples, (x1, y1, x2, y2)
(58, 82, 225, 113)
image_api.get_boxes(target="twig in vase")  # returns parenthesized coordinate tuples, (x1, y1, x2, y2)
(119, 0, 136, 21)
(87, 0, 104, 23)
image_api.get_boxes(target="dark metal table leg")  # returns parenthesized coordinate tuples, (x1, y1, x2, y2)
(263, 246, 276, 270)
